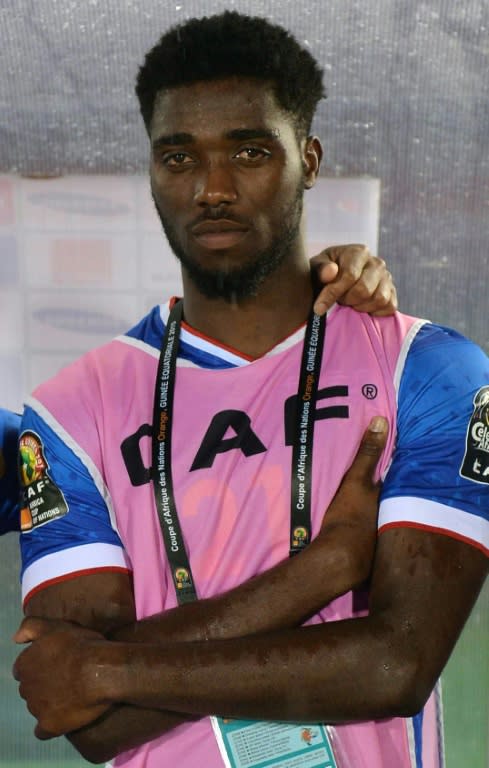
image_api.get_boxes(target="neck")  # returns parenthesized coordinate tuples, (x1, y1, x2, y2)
(181, 256, 313, 359)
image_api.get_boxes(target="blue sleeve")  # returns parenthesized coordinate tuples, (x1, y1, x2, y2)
(381, 324, 489, 526)
(20, 405, 127, 581)
(0, 408, 21, 534)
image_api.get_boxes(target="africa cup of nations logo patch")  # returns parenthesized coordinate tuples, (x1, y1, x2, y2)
(174, 567, 192, 591)
(19, 431, 68, 532)
(292, 526, 308, 548)
(460, 386, 489, 484)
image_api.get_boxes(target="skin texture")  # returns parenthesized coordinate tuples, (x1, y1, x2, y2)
(13, 78, 487, 762)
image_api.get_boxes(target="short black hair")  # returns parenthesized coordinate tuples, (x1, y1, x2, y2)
(136, 11, 325, 137)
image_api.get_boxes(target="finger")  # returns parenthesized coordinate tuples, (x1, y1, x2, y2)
(336, 261, 386, 305)
(330, 244, 371, 278)
(309, 257, 339, 285)
(312, 258, 366, 314)
(369, 284, 398, 316)
(14, 617, 52, 644)
(311, 244, 369, 273)
(35, 724, 56, 740)
(312, 247, 371, 314)
(338, 270, 396, 312)
(12, 645, 31, 682)
(313, 279, 347, 315)
(310, 259, 339, 315)
(345, 417, 389, 483)
(341, 291, 396, 316)
(12, 655, 21, 681)
(347, 292, 397, 316)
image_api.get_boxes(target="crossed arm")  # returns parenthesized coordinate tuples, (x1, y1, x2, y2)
(14, 420, 488, 763)
(15, 419, 390, 761)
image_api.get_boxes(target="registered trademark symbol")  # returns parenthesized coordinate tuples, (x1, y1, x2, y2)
(362, 384, 378, 400)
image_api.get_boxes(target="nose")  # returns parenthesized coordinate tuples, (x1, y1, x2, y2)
(193, 159, 238, 207)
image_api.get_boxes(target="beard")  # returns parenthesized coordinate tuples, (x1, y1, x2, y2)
(152, 187, 304, 303)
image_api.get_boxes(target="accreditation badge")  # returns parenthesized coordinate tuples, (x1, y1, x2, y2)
(211, 716, 338, 768)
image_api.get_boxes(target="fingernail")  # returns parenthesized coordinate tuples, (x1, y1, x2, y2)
(369, 416, 387, 432)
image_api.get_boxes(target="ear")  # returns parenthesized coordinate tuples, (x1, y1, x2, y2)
(302, 136, 323, 189)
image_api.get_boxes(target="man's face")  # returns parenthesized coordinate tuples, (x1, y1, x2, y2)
(149, 77, 320, 301)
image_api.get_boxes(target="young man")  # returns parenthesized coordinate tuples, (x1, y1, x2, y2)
(14, 12, 488, 768)
(0, 408, 20, 535)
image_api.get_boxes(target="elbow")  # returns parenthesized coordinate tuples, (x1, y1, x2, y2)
(374, 647, 437, 718)
(67, 736, 118, 765)
(79, 753, 105, 766)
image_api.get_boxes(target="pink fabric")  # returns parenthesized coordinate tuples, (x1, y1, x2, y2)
(33, 306, 440, 768)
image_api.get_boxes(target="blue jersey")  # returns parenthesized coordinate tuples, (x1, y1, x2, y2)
(0, 408, 20, 534)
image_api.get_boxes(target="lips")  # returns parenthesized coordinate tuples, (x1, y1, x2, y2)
(191, 219, 249, 250)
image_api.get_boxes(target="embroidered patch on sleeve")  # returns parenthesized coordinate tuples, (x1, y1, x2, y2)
(19, 430, 69, 532)
(460, 385, 489, 484)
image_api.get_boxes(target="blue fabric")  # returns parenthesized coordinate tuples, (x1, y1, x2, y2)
(412, 709, 424, 768)
(381, 323, 489, 523)
(19, 406, 123, 575)
(0, 408, 21, 534)
(127, 305, 238, 369)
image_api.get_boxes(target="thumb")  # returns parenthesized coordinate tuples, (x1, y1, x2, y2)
(346, 416, 389, 483)
(313, 274, 344, 315)
(14, 616, 54, 644)
(310, 258, 339, 285)
(309, 257, 340, 315)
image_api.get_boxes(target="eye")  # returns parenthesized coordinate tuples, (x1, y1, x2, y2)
(159, 152, 195, 169)
(234, 147, 271, 162)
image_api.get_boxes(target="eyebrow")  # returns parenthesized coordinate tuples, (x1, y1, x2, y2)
(226, 128, 280, 142)
(152, 133, 194, 150)
(152, 127, 280, 151)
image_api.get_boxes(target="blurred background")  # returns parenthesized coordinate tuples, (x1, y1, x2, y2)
(0, 1, 487, 765)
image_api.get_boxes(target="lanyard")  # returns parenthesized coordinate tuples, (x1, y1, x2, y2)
(152, 300, 326, 605)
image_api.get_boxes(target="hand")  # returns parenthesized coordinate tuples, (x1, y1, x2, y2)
(320, 416, 389, 586)
(310, 244, 397, 316)
(13, 617, 111, 739)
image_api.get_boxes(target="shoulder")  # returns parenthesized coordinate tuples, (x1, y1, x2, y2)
(0, 408, 21, 442)
(398, 323, 488, 421)
(329, 306, 428, 363)
(403, 322, 487, 371)
(125, 304, 165, 353)
(392, 321, 488, 450)
(380, 323, 489, 555)
(31, 306, 163, 419)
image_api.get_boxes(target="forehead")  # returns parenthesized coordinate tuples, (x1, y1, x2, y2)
(150, 77, 294, 140)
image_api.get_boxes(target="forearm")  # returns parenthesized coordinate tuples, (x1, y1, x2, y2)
(99, 529, 485, 726)
(95, 617, 416, 724)
(67, 706, 195, 764)
(68, 526, 365, 760)
(113, 523, 364, 644)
